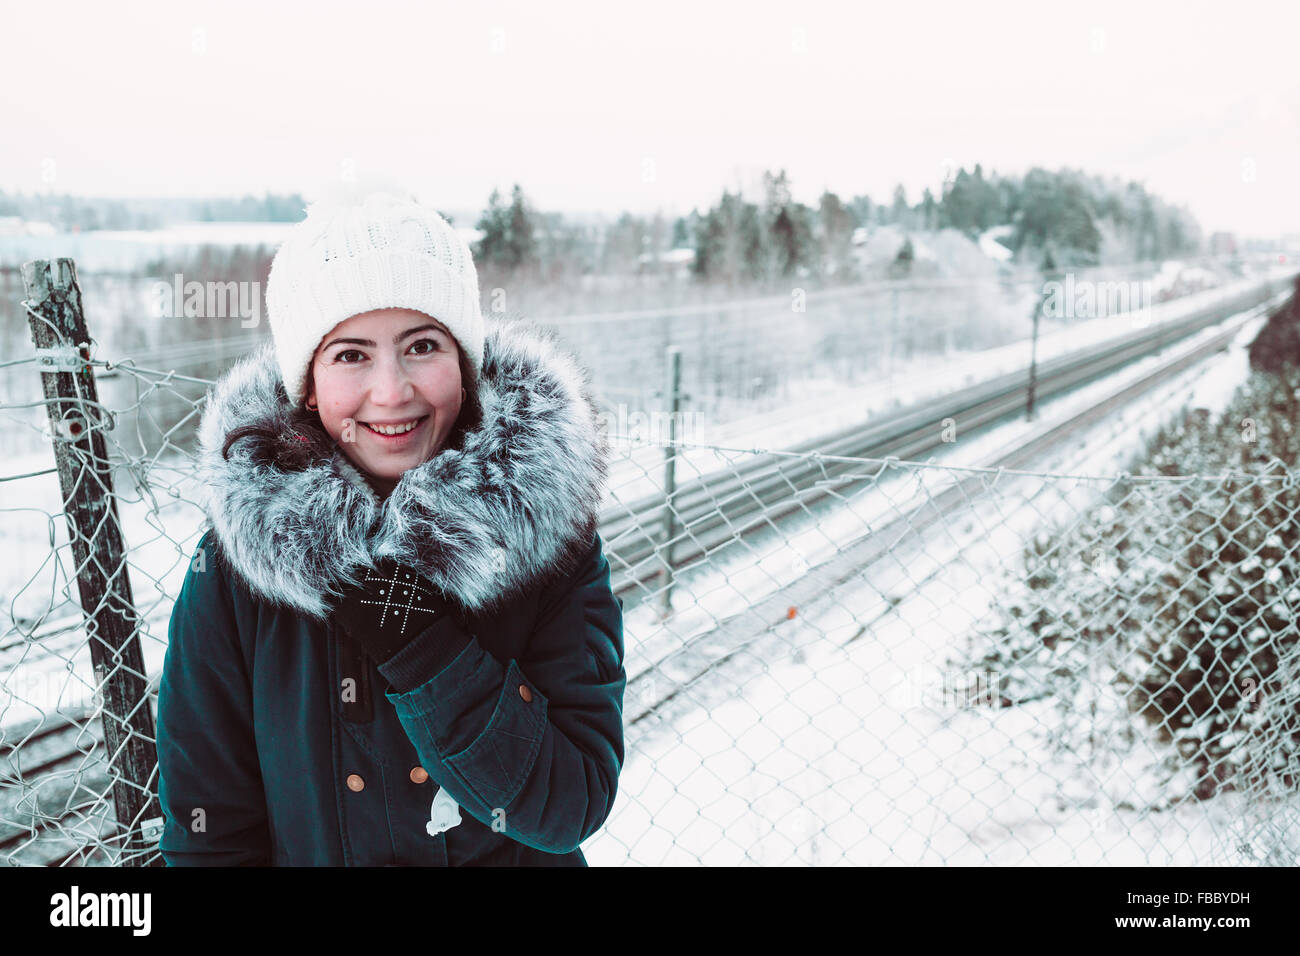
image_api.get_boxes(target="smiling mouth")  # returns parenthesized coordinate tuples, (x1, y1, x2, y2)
(360, 415, 429, 436)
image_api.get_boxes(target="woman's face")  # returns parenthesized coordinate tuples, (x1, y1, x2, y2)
(305, 308, 463, 488)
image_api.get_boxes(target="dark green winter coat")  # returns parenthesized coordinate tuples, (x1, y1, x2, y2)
(156, 320, 625, 866)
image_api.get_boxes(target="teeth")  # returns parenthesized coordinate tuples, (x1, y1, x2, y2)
(365, 418, 421, 435)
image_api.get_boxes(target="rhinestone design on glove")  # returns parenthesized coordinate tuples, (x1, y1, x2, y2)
(355, 564, 443, 637)
(332, 559, 456, 667)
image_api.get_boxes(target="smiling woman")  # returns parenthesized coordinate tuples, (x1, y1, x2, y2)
(306, 308, 472, 498)
(160, 179, 625, 867)
(220, 321, 484, 484)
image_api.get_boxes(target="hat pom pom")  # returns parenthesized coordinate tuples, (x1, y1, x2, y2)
(303, 172, 419, 219)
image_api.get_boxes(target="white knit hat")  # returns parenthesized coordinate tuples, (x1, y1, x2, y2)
(265, 175, 484, 408)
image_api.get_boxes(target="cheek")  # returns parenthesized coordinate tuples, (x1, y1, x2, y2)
(318, 411, 347, 443)
(314, 383, 360, 435)
(422, 372, 463, 410)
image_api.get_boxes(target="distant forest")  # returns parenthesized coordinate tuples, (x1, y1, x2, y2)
(473, 166, 1203, 284)
(0, 164, 1206, 284)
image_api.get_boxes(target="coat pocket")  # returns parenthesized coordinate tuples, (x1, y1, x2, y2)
(443, 659, 547, 812)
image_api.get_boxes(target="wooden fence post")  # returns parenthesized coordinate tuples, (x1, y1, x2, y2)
(21, 257, 162, 866)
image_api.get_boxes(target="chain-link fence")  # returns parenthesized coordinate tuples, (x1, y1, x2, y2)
(3, 258, 1297, 866)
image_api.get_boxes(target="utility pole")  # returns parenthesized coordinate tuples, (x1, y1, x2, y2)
(1029, 246, 1058, 421)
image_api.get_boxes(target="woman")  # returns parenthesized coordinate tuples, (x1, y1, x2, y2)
(156, 184, 625, 866)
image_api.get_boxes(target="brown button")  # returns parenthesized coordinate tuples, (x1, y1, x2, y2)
(519, 684, 532, 703)
(346, 773, 365, 792)
(409, 766, 429, 784)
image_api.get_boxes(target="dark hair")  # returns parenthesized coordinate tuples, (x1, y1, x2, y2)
(221, 341, 485, 469)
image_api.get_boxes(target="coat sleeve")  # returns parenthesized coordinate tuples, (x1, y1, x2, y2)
(376, 529, 626, 856)
(156, 530, 272, 866)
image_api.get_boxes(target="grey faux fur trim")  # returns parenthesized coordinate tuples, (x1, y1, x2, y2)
(195, 318, 610, 621)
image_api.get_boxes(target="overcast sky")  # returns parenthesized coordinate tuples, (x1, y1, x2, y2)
(2, 0, 1297, 237)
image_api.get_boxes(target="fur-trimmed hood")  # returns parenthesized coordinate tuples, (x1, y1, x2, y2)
(195, 319, 609, 622)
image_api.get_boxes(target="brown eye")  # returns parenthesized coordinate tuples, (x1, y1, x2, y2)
(410, 338, 440, 355)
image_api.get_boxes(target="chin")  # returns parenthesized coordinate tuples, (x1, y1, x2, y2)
(362, 449, 435, 479)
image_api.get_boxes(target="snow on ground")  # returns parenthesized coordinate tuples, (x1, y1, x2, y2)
(88, 222, 297, 245)
(585, 288, 1289, 865)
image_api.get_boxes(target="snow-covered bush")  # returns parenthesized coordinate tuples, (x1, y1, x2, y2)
(956, 371, 1300, 807)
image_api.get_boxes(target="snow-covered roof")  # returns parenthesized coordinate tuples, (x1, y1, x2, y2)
(853, 225, 935, 263)
(978, 226, 1014, 261)
(637, 247, 695, 266)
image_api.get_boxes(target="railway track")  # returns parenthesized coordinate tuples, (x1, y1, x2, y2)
(0, 704, 138, 866)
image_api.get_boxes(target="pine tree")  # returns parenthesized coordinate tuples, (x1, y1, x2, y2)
(505, 184, 538, 272)
(671, 216, 690, 248)
(473, 188, 512, 269)
(891, 184, 909, 228)
(819, 190, 857, 278)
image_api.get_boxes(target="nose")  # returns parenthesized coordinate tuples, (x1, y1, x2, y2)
(366, 355, 416, 407)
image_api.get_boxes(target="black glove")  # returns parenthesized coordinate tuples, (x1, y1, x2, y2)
(331, 559, 457, 665)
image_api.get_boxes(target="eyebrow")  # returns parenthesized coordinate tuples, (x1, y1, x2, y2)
(324, 323, 449, 350)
